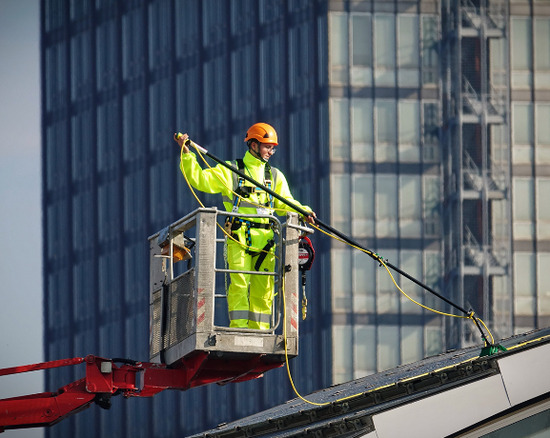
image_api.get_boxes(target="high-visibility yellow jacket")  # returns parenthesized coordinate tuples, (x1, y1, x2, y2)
(180, 150, 312, 219)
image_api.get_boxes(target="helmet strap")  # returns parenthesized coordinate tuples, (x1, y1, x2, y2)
(248, 141, 267, 163)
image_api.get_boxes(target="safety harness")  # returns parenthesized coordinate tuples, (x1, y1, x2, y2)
(225, 159, 278, 271)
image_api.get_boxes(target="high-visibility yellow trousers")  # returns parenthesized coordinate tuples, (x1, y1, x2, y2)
(226, 228, 276, 330)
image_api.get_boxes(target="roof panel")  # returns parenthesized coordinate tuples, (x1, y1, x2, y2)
(189, 327, 550, 438)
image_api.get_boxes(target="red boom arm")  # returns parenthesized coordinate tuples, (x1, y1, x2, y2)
(0, 352, 281, 432)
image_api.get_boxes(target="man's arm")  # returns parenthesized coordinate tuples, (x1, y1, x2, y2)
(174, 132, 232, 196)
(273, 170, 316, 224)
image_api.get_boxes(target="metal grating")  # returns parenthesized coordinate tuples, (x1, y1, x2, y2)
(168, 270, 195, 348)
(150, 288, 162, 357)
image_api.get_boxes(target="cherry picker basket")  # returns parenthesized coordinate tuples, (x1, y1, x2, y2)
(149, 207, 305, 367)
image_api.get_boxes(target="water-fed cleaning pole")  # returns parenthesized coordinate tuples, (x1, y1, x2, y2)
(179, 135, 491, 345)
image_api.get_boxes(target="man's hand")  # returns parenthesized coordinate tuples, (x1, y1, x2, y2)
(305, 212, 316, 225)
(174, 132, 190, 153)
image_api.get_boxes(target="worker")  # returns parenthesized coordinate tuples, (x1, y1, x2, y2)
(174, 123, 316, 329)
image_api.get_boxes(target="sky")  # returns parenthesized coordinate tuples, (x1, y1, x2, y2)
(0, 0, 44, 436)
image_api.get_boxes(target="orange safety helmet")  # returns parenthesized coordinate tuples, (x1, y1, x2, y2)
(244, 122, 278, 145)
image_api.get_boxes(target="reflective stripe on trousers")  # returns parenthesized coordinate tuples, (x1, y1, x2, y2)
(229, 310, 271, 324)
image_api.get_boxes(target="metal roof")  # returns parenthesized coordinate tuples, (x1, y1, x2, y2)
(189, 327, 550, 438)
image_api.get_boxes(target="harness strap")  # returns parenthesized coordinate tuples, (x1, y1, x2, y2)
(239, 219, 271, 229)
(254, 239, 276, 271)
(229, 159, 276, 209)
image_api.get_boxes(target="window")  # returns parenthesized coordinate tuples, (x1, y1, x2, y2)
(476, 404, 550, 437)
(231, 0, 255, 35)
(376, 174, 398, 237)
(332, 173, 351, 233)
(97, 99, 119, 171)
(123, 170, 146, 233)
(401, 325, 423, 364)
(333, 325, 353, 383)
(289, 22, 314, 97)
(352, 174, 374, 237)
(289, 109, 311, 173)
(534, 18, 550, 89)
(537, 178, 550, 240)
(201, 0, 226, 47)
(148, 0, 171, 70)
(96, 18, 118, 91)
(330, 98, 350, 160)
(512, 103, 534, 164)
(375, 99, 397, 162)
(351, 98, 374, 161)
(329, 13, 349, 84)
(122, 90, 146, 162)
(511, 17, 533, 89)
(73, 261, 94, 319)
(45, 0, 65, 32)
(399, 100, 421, 162)
(72, 190, 94, 251)
(259, 0, 283, 25)
(374, 14, 396, 86)
(149, 77, 173, 151)
(45, 42, 67, 112)
(378, 324, 399, 370)
(203, 56, 227, 133)
(149, 159, 173, 227)
(332, 248, 352, 311)
(538, 253, 550, 315)
(353, 250, 376, 312)
(426, 324, 443, 356)
(261, 34, 284, 105)
(124, 243, 147, 306)
(98, 180, 120, 242)
(399, 250, 423, 315)
(231, 46, 254, 118)
(492, 199, 509, 252)
(177, 66, 202, 130)
(70, 32, 92, 100)
(491, 124, 509, 179)
(535, 103, 550, 164)
(423, 175, 441, 236)
(399, 175, 422, 238)
(490, 37, 507, 89)
(421, 16, 438, 86)
(47, 200, 70, 260)
(352, 15, 371, 66)
(513, 178, 535, 239)
(354, 325, 376, 377)
(71, 110, 94, 181)
(424, 251, 442, 310)
(46, 148, 67, 193)
(423, 102, 440, 162)
(98, 251, 121, 313)
(397, 15, 419, 87)
(514, 252, 536, 317)
(122, 7, 146, 80)
(47, 268, 70, 329)
(351, 14, 372, 86)
(377, 249, 399, 314)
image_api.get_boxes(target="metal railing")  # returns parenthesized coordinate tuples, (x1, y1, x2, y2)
(148, 208, 303, 365)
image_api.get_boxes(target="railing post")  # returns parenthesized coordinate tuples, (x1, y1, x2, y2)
(283, 213, 301, 355)
(194, 209, 217, 333)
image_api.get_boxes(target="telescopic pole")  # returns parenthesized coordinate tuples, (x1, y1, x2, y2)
(183, 138, 490, 344)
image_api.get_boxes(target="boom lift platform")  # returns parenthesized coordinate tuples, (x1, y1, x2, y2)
(0, 208, 309, 432)
(149, 207, 304, 374)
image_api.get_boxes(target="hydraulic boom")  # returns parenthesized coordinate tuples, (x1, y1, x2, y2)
(0, 352, 281, 432)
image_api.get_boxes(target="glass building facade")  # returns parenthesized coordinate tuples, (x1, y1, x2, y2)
(41, 0, 550, 436)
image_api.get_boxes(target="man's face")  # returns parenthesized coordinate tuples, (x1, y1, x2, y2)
(252, 142, 277, 162)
